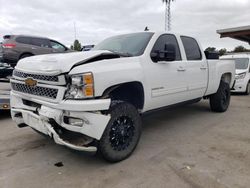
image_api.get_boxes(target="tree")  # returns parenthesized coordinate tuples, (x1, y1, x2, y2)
(205, 47, 216, 52)
(71, 39, 82, 51)
(233, 45, 247, 53)
(162, 0, 175, 31)
(219, 48, 227, 56)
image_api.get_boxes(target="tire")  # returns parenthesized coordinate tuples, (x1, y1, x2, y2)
(99, 101, 142, 162)
(245, 82, 250, 95)
(210, 80, 231, 112)
(20, 54, 33, 60)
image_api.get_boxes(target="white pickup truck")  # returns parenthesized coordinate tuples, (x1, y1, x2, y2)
(10, 32, 235, 162)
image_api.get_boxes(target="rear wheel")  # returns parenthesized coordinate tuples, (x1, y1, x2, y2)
(20, 53, 33, 60)
(99, 101, 142, 162)
(245, 82, 250, 95)
(210, 80, 231, 112)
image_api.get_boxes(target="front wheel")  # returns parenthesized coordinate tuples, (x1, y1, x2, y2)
(99, 101, 142, 162)
(210, 81, 231, 112)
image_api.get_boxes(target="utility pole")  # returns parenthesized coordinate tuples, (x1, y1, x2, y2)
(162, 0, 175, 31)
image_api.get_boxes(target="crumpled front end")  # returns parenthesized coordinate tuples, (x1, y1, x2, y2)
(10, 69, 111, 152)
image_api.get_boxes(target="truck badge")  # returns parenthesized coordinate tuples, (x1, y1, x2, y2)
(25, 78, 37, 87)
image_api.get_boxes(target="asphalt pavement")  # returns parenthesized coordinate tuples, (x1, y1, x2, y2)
(0, 94, 250, 188)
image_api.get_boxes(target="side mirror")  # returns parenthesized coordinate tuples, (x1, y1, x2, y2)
(151, 44, 176, 62)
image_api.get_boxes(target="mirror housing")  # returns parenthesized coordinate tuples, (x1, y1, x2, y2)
(204, 51, 219, 59)
(151, 44, 176, 62)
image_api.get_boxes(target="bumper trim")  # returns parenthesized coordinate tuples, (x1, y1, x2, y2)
(11, 91, 111, 111)
(12, 108, 97, 152)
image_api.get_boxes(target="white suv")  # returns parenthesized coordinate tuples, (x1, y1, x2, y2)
(221, 53, 250, 95)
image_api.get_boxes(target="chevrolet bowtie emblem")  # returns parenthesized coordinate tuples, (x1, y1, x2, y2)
(25, 78, 37, 87)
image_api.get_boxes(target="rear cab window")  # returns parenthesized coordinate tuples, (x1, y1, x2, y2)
(181, 36, 202, 60)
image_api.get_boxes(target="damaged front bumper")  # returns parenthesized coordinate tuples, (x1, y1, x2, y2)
(11, 92, 111, 152)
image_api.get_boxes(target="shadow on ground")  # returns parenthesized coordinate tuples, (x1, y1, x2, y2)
(0, 110, 11, 120)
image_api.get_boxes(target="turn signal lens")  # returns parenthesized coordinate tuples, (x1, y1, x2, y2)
(83, 73, 94, 85)
(84, 85, 94, 97)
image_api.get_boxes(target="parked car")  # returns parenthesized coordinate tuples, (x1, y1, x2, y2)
(221, 53, 250, 95)
(10, 32, 235, 162)
(1, 35, 73, 67)
(81, 45, 95, 51)
(0, 78, 11, 110)
(0, 62, 13, 78)
(0, 42, 4, 61)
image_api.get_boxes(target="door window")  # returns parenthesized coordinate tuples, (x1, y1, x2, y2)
(50, 41, 66, 51)
(31, 38, 50, 48)
(16, 37, 32, 45)
(181, 36, 202, 60)
(151, 34, 182, 61)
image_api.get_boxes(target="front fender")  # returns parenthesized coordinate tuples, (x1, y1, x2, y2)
(69, 57, 145, 97)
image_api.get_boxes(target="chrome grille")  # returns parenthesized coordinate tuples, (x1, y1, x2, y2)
(11, 83, 58, 99)
(13, 70, 59, 82)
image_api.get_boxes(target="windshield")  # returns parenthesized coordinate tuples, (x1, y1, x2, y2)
(235, 58, 249, 70)
(93, 32, 154, 56)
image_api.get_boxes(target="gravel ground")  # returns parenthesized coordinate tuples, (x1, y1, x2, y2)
(0, 94, 250, 188)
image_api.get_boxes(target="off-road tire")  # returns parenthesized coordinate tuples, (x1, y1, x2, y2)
(99, 101, 142, 162)
(210, 81, 230, 112)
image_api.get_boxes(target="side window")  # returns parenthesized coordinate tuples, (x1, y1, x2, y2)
(181, 36, 202, 60)
(16, 37, 31, 45)
(50, 41, 66, 51)
(31, 38, 50, 48)
(151, 34, 181, 61)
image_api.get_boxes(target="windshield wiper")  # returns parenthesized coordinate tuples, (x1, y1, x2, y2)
(108, 50, 134, 57)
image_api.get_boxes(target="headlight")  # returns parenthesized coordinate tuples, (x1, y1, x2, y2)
(65, 72, 94, 99)
(235, 72, 246, 80)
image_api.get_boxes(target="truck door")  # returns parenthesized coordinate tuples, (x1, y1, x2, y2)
(180, 36, 208, 98)
(144, 34, 188, 110)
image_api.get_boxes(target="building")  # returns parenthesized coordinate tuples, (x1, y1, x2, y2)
(217, 26, 250, 45)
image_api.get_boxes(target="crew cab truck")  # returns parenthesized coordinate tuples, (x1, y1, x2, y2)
(10, 32, 235, 162)
(221, 53, 250, 95)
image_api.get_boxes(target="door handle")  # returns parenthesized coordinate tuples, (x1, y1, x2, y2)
(200, 66, 207, 70)
(177, 66, 186, 72)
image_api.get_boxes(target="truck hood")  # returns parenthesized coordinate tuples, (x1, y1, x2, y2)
(15, 50, 120, 74)
(236, 69, 247, 75)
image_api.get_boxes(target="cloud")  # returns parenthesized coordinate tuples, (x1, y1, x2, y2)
(0, 0, 249, 50)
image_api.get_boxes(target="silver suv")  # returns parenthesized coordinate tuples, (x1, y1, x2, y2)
(0, 35, 72, 66)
